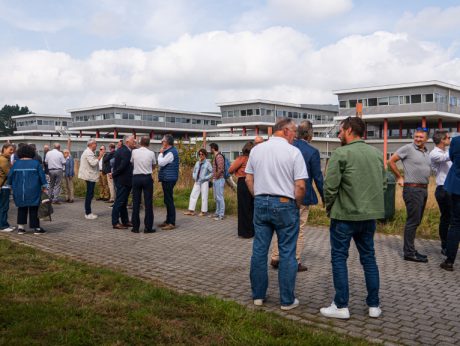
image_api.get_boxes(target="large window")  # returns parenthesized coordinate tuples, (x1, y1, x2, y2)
(368, 98, 378, 106)
(378, 97, 389, 106)
(411, 94, 422, 103)
(339, 100, 347, 108)
(423, 93, 434, 103)
(399, 95, 410, 104)
(349, 100, 357, 108)
(389, 96, 399, 105)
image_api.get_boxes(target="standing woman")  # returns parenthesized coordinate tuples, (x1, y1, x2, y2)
(229, 141, 254, 238)
(7, 144, 48, 234)
(0, 143, 15, 232)
(184, 148, 213, 216)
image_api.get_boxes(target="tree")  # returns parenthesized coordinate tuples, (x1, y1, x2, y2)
(0, 104, 32, 136)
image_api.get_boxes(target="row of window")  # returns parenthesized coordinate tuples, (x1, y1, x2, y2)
(339, 93, 460, 108)
(17, 120, 69, 127)
(73, 113, 221, 126)
(222, 108, 335, 123)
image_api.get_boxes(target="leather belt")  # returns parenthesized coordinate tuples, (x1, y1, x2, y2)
(404, 183, 428, 188)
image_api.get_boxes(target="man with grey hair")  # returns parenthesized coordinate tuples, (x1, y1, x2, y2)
(78, 139, 104, 219)
(158, 134, 179, 230)
(45, 143, 66, 204)
(246, 118, 308, 310)
(271, 120, 324, 272)
(430, 129, 452, 255)
(389, 127, 431, 263)
(112, 135, 136, 229)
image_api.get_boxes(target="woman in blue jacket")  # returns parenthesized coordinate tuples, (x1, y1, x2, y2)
(7, 144, 48, 235)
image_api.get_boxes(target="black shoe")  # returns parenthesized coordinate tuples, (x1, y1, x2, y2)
(416, 251, 428, 259)
(441, 248, 447, 256)
(131, 228, 140, 233)
(440, 261, 454, 271)
(34, 228, 47, 235)
(297, 263, 308, 272)
(404, 254, 428, 263)
(144, 228, 156, 233)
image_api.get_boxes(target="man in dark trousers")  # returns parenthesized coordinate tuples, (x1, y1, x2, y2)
(111, 136, 136, 229)
(157, 134, 179, 230)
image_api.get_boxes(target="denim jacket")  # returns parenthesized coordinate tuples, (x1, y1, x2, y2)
(192, 159, 213, 183)
(64, 156, 75, 177)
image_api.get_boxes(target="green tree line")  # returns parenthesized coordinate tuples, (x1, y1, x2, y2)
(0, 104, 32, 136)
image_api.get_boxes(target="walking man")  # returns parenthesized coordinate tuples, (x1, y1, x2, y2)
(245, 118, 307, 310)
(158, 134, 179, 230)
(429, 130, 452, 256)
(389, 127, 431, 263)
(45, 143, 66, 204)
(271, 120, 323, 272)
(209, 143, 225, 220)
(320, 116, 385, 319)
(78, 139, 103, 219)
(131, 136, 156, 233)
(111, 136, 136, 229)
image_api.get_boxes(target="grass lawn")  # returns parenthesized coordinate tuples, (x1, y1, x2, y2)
(0, 239, 368, 345)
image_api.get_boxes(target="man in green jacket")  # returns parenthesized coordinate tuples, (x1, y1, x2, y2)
(320, 117, 386, 320)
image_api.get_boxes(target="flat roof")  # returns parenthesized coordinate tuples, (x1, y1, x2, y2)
(216, 99, 337, 112)
(334, 80, 460, 95)
(12, 113, 71, 120)
(66, 104, 221, 118)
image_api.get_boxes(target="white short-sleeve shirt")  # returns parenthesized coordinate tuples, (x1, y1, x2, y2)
(245, 136, 308, 199)
(131, 147, 156, 175)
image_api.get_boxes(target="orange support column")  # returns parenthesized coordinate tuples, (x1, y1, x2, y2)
(132, 129, 136, 139)
(255, 126, 259, 135)
(79, 130, 82, 138)
(268, 126, 273, 137)
(242, 127, 247, 136)
(202, 131, 207, 148)
(114, 128, 118, 139)
(96, 130, 100, 138)
(149, 130, 154, 139)
(422, 116, 427, 128)
(399, 120, 403, 139)
(383, 118, 388, 169)
(438, 118, 443, 129)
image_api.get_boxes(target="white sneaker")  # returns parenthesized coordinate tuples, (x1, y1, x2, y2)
(280, 298, 299, 311)
(0, 226, 15, 232)
(320, 302, 350, 319)
(369, 306, 382, 318)
(253, 299, 264, 306)
(85, 213, 98, 220)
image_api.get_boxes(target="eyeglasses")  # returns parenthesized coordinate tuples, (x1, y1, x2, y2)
(198, 153, 205, 156)
(416, 127, 428, 132)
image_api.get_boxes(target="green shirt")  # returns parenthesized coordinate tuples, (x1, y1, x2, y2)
(325, 139, 386, 221)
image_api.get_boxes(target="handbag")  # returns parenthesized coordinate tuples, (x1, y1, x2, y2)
(38, 192, 54, 221)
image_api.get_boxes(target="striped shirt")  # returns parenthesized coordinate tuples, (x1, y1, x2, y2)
(396, 143, 431, 184)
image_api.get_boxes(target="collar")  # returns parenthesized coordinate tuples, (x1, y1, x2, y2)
(346, 139, 364, 146)
(271, 136, 289, 144)
(412, 143, 427, 153)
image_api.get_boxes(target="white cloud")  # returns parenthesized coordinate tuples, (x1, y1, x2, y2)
(1, 28, 460, 114)
(396, 6, 460, 40)
(267, 0, 353, 21)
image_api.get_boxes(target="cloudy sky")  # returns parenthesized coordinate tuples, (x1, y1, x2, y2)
(1, 0, 460, 114)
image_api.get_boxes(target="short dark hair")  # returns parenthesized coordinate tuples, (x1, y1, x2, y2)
(273, 118, 295, 132)
(340, 117, 365, 138)
(198, 148, 208, 157)
(297, 120, 313, 141)
(16, 144, 36, 159)
(109, 143, 116, 150)
(162, 134, 174, 146)
(209, 142, 219, 151)
(140, 136, 150, 147)
(1, 143, 13, 154)
(242, 141, 254, 156)
(433, 130, 448, 145)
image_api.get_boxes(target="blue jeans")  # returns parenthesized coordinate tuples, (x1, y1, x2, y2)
(85, 181, 95, 215)
(0, 188, 10, 229)
(111, 183, 131, 226)
(162, 181, 176, 225)
(213, 178, 225, 217)
(446, 193, 460, 263)
(250, 195, 299, 306)
(330, 219, 380, 308)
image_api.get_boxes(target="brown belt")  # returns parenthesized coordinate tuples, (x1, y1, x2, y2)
(404, 183, 428, 188)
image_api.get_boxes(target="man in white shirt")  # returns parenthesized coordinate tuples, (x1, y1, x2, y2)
(245, 118, 307, 311)
(44, 143, 66, 204)
(430, 129, 452, 255)
(131, 136, 156, 233)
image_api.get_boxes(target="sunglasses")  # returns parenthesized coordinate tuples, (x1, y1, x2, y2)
(416, 127, 428, 132)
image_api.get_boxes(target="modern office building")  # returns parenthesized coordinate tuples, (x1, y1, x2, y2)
(334, 80, 460, 162)
(67, 104, 225, 140)
(13, 114, 75, 136)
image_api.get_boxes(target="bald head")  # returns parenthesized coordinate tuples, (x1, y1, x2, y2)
(254, 136, 264, 145)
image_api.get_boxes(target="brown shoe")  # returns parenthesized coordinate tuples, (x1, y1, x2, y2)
(158, 222, 168, 228)
(297, 263, 308, 272)
(161, 224, 176, 230)
(198, 212, 207, 217)
(270, 259, 279, 269)
(183, 211, 195, 216)
(122, 222, 133, 227)
(113, 223, 128, 230)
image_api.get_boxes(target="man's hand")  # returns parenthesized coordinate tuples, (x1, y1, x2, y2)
(397, 177, 404, 187)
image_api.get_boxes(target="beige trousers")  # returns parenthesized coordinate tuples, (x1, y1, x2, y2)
(63, 176, 74, 201)
(107, 174, 115, 202)
(98, 172, 110, 199)
(271, 205, 309, 263)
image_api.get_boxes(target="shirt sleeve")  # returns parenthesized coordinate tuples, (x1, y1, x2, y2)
(245, 153, 254, 174)
(430, 148, 450, 163)
(396, 144, 409, 160)
(158, 152, 174, 167)
(293, 150, 308, 180)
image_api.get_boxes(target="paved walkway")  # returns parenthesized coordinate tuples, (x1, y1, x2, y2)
(1, 199, 460, 345)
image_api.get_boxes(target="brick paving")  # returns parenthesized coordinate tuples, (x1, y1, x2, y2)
(1, 199, 460, 345)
